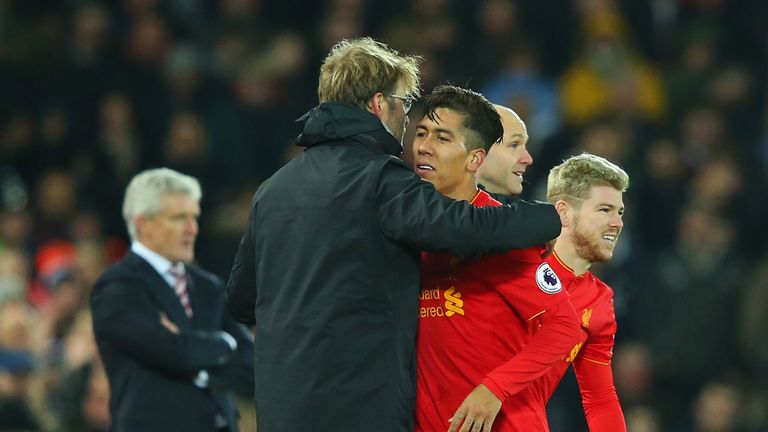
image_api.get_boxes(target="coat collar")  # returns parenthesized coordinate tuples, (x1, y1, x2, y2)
(295, 102, 403, 156)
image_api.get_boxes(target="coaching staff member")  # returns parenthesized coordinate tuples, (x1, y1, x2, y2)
(92, 168, 254, 432)
(226, 37, 561, 432)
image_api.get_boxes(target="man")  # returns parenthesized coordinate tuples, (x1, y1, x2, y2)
(412, 86, 581, 432)
(226, 38, 562, 432)
(536, 153, 628, 430)
(476, 106, 627, 429)
(91, 168, 254, 432)
(475, 104, 532, 198)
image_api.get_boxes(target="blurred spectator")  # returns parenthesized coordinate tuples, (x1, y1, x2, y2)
(196, 185, 257, 278)
(161, 111, 217, 184)
(635, 204, 743, 426)
(34, 171, 78, 242)
(676, 378, 747, 432)
(164, 44, 207, 108)
(93, 92, 141, 186)
(0, 167, 29, 217)
(54, 360, 110, 432)
(317, 1, 365, 53)
(0, 353, 38, 431)
(677, 104, 726, 170)
(482, 42, 561, 144)
(120, 12, 174, 156)
(0, 300, 40, 431)
(206, 42, 302, 182)
(624, 405, 662, 432)
(0, 248, 29, 304)
(613, 343, 655, 409)
(687, 156, 743, 211)
(1, 113, 37, 187)
(36, 107, 75, 172)
(687, 155, 764, 256)
(56, 2, 117, 151)
(705, 64, 756, 137)
(574, 119, 636, 167)
(633, 137, 688, 254)
(470, 0, 523, 85)
(48, 310, 108, 432)
(663, 26, 719, 125)
(0, 209, 32, 254)
(69, 3, 112, 68)
(381, 0, 463, 90)
(560, 10, 665, 125)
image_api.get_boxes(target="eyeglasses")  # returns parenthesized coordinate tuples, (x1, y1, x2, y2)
(388, 94, 416, 114)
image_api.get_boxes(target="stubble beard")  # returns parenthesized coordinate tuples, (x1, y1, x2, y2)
(382, 114, 405, 145)
(571, 216, 613, 264)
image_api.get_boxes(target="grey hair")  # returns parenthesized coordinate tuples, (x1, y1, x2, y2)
(122, 168, 201, 241)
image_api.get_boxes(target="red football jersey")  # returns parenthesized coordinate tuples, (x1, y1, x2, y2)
(539, 252, 618, 396)
(508, 251, 624, 431)
(414, 190, 573, 432)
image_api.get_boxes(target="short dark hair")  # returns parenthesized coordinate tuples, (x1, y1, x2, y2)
(421, 85, 502, 152)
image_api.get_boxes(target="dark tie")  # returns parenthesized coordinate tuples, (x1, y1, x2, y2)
(169, 264, 193, 318)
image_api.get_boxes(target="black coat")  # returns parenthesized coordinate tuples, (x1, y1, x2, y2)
(226, 102, 561, 432)
(91, 252, 254, 432)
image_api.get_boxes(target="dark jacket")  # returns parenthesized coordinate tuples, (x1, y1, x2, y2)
(91, 252, 254, 432)
(226, 102, 561, 432)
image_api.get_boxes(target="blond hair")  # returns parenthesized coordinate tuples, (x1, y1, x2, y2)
(318, 38, 421, 110)
(547, 153, 629, 206)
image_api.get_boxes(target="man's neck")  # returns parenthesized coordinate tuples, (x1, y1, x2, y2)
(443, 181, 480, 202)
(475, 174, 504, 196)
(552, 237, 591, 276)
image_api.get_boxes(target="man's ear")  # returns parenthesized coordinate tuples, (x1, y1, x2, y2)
(555, 200, 570, 227)
(134, 214, 148, 239)
(367, 93, 386, 119)
(466, 149, 486, 173)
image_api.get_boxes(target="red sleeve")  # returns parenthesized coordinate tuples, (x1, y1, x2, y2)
(579, 296, 617, 365)
(573, 346, 625, 431)
(481, 299, 580, 400)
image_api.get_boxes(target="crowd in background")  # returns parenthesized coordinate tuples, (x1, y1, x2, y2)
(1, 0, 767, 430)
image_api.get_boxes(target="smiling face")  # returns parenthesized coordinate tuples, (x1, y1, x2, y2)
(412, 107, 484, 201)
(566, 185, 624, 263)
(476, 105, 532, 196)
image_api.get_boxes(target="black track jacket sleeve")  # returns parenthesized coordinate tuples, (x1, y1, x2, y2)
(226, 216, 257, 326)
(377, 160, 560, 258)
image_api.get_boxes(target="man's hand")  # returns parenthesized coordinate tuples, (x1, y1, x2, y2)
(447, 384, 502, 432)
(160, 313, 179, 334)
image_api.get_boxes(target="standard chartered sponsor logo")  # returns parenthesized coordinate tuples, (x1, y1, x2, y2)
(419, 287, 445, 317)
(418, 285, 465, 318)
(419, 289, 441, 300)
(419, 305, 444, 317)
(443, 287, 464, 316)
